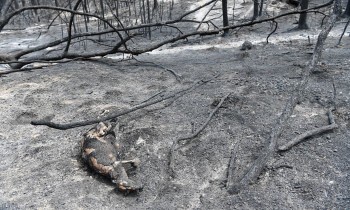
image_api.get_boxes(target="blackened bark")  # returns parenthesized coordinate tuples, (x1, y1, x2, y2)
(344, 0, 350, 16)
(298, 0, 309, 29)
(253, 0, 259, 20)
(222, 0, 229, 35)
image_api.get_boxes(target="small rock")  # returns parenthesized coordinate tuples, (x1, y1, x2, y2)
(240, 41, 253, 51)
(136, 136, 146, 145)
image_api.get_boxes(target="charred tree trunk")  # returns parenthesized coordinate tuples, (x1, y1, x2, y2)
(298, 0, 309, 29)
(153, 0, 158, 11)
(333, 0, 342, 15)
(13, 0, 20, 9)
(344, 0, 350, 16)
(222, 0, 229, 36)
(259, 0, 264, 16)
(253, 0, 259, 20)
(99, 0, 106, 29)
(147, 0, 151, 38)
(0, 0, 6, 12)
(21, 0, 26, 7)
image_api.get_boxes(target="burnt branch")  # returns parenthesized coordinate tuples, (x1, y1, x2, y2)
(266, 20, 278, 43)
(30, 75, 219, 130)
(0, 5, 123, 32)
(0, 0, 333, 70)
(196, 0, 220, 30)
(337, 17, 350, 46)
(168, 92, 230, 178)
(63, 0, 83, 55)
(177, 93, 231, 143)
(278, 109, 338, 151)
(131, 57, 183, 82)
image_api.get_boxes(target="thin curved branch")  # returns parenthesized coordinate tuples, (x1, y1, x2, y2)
(64, 0, 82, 54)
(337, 17, 350, 45)
(178, 0, 217, 20)
(196, 0, 220, 30)
(177, 93, 231, 143)
(278, 109, 338, 151)
(168, 91, 229, 178)
(266, 20, 278, 43)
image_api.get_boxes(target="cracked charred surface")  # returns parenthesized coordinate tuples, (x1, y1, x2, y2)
(82, 121, 143, 194)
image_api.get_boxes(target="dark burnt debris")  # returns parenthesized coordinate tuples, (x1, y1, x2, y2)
(81, 121, 143, 195)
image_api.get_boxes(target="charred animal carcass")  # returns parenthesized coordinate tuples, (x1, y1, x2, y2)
(82, 121, 142, 194)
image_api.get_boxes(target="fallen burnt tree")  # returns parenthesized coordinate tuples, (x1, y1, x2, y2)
(0, 0, 333, 72)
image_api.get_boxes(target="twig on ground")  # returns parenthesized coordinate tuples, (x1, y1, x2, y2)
(31, 74, 219, 130)
(226, 11, 338, 194)
(278, 109, 338, 151)
(131, 57, 183, 82)
(137, 90, 166, 104)
(178, 93, 231, 143)
(168, 92, 231, 178)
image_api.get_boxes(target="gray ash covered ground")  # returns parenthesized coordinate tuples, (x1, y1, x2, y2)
(0, 6, 350, 209)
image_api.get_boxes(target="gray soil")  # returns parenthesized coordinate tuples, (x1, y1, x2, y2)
(0, 6, 350, 210)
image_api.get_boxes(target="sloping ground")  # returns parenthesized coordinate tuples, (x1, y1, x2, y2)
(0, 27, 349, 209)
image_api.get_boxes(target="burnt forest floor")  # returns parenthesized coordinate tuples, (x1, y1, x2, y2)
(0, 4, 350, 209)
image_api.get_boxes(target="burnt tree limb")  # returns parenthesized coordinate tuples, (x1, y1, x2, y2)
(278, 109, 338, 152)
(168, 92, 231, 178)
(0, 0, 333, 70)
(31, 75, 219, 130)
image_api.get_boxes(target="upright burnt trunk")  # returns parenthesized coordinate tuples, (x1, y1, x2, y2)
(298, 0, 309, 29)
(222, 0, 229, 36)
(252, 0, 259, 20)
(344, 0, 350, 16)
